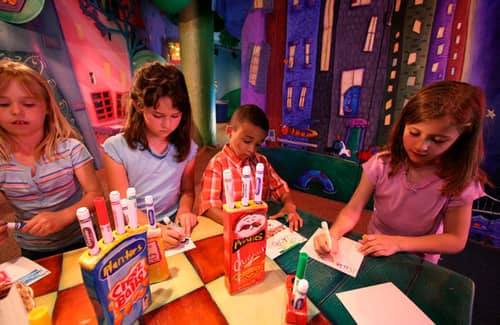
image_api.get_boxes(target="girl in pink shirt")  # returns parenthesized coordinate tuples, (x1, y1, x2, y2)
(315, 81, 488, 263)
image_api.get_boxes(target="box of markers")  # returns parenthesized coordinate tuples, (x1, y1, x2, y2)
(79, 226, 151, 325)
(222, 200, 268, 294)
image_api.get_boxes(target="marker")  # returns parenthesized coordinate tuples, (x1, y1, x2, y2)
(241, 166, 251, 207)
(292, 278, 309, 310)
(120, 198, 129, 224)
(254, 163, 264, 204)
(223, 169, 235, 209)
(145, 195, 157, 228)
(7, 222, 26, 231)
(293, 252, 308, 295)
(321, 221, 332, 251)
(126, 187, 138, 229)
(94, 197, 114, 244)
(76, 207, 100, 256)
(109, 191, 126, 235)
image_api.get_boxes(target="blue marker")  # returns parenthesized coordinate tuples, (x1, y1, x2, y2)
(7, 222, 26, 231)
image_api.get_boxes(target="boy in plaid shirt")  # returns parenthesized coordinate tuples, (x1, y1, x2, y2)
(199, 104, 303, 231)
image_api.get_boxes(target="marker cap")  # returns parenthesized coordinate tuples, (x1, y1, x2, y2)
(296, 252, 308, 279)
(145, 195, 154, 205)
(242, 165, 251, 176)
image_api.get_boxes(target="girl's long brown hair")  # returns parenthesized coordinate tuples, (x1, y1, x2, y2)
(124, 62, 192, 162)
(388, 80, 487, 196)
(0, 60, 80, 161)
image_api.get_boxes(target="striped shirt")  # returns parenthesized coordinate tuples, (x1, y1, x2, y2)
(199, 144, 289, 215)
(0, 138, 93, 252)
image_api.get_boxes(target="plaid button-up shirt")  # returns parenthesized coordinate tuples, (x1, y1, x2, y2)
(199, 144, 289, 215)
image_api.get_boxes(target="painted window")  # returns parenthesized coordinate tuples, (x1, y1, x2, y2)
(437, 27, 445, 38)
(292, 0, 300, 10)
(414, 0, 423, 5)
(385, 99, 392, 110)
(452, 52, 458, 60)
(320, 0, 334, 71)
(363, 16, 378, 52)
(393, 42, 399, 53)
(253, 0, 263, 8)
(286, 85, 293, 111)
(432, 62, 439, 72)
(450, 67, 456, 76)
(288, 42, 297, 69)
(384, 114, 391, 126)
(298, 84, 308, 109)
(455, 35, 461, 44)
(91, 91, 114, 122)
(116, 92, 127, 119)
(407, 52, 417, 64)
(412, 20, 422, 34)
(304, 39, 312, 66)
(437, 44, 444, 55)
(457, 22, 462, 30)
(447, 3, 455, 14)
(395, 0, 401, 12)
(407, 76, 416, 86)
(387, 84, 393, 92)
(249, 44, 262, 86)
(339, 68, 364, 117)
(390, 70, 396, 79)
(392, 58, 398, 67)
(351, 0, 371, 7)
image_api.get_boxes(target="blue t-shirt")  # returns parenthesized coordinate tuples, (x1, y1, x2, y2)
(102, 133, 198, 221)
(0, 138, 92, 251)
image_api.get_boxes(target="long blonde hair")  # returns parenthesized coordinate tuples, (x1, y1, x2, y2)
(0, 60, 80, 161)
(388, 81, 487, 196)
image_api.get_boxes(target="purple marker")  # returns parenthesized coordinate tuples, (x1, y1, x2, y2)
(145, 195, 157, 228)
(254, 163, 264, 204)
(77, 207, 100, 256)
(241, 166, 251, 207)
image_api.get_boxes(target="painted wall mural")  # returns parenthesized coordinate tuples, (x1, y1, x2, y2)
(0, 0, 497, 185)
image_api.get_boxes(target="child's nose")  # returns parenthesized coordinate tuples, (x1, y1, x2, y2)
(10, 103, 22, 115)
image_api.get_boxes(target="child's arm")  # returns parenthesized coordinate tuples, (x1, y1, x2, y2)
(268, 192, 303, 231)
(359, 204, 472, 257)
(205, 207, 224, 225)
(314, 171, 374, 255)
(198, 158, 225, 225)
(22, 161, 103, 236)
(176, 158, 197, 236)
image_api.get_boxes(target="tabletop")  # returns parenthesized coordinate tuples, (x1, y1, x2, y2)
(30, 201, 474, 324)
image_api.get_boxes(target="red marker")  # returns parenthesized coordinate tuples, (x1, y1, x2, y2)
(94, 197, 114, 244)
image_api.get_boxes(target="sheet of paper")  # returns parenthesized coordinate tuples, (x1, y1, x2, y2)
(266, 219, 307, 259)
(164, 237, 196, 257)
(337, 282, 435, 325)
(0, 256, 50, 286)
(300, 228, 364, 277)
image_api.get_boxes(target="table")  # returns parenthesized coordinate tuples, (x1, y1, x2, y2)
(31, 201, 474, 324)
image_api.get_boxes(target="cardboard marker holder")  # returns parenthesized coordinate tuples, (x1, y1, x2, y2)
(223, 200, 268, 294)
(285, 274, 308, 325)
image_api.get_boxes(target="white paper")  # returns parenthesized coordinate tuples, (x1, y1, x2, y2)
(300, 228, 364, 277)
(164, 237, 196, 257)
(266, 220, 306, 259)
(0, 285, 29, 325)
(0, 256, 50, 286)
(337, 282, 435, 325)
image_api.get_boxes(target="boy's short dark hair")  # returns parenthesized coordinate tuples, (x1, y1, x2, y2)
(230, 104, 269, 133)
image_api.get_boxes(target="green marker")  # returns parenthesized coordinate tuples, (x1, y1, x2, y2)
(293, 252, 308, 294)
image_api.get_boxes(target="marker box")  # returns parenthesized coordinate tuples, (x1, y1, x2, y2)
(285, 274, 308, 325)
(79, 225, 151, 325)
(222, 200, 268, 295)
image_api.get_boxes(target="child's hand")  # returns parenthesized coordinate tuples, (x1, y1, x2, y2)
(358, 234, 401, 257)
(175, 212, 198, 236)
(0, 221, 8, 245)
(269, 210, 303, 232)
(21, 212, 65, 236)
(313, 230, 339, 256)
(160, 225, 185, 249)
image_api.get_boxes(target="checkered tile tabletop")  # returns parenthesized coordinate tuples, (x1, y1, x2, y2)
(31, 216, 328, 325)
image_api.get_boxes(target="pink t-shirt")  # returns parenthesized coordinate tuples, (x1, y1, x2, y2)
(363, 152, 484, 263)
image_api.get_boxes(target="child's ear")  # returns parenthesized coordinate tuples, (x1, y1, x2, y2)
(226, 124, 233, 137)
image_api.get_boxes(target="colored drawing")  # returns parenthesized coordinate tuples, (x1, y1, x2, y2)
(296, 170, 335, 194)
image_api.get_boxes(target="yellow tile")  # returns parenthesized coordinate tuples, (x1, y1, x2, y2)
(206, 258, 319, 324)
(59, 248, 85, 290)
(190, 216, 223, 242)
(34, 291, 58, 317)
(146, 253, 203, 312)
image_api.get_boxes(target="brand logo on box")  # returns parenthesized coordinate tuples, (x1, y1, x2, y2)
(100, 238, 146, 279)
